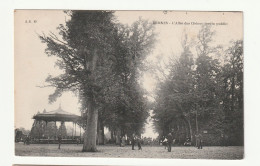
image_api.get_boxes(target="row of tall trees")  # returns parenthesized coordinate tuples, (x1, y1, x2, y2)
(39, 11, 155, 151)
(152, 25, 243, 146)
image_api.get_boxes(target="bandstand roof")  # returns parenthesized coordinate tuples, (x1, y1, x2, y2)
(33, 106, 80, 122)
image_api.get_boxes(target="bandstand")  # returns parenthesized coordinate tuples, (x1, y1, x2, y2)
(31, 105, 84, 144)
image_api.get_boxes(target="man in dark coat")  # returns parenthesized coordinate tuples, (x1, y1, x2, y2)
(167, 133, 173, 152)
(131, 135, 135, 150)
(197, 133, 203, 149)
(58, 134, 62, 149)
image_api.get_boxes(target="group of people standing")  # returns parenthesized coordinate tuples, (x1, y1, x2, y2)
(161, 133, 175, 152)
(131, 135, 142, 150)
(119, 135, 142, 150)
(161, 132, 204, 152)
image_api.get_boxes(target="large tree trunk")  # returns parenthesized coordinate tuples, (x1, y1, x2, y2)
(82, 48, 100, 152)
(96, 119, 100, 145)
(187, 119, 193, 143)
(96, 119, 105, 145)
(100, 120, 105, 145)
(82, 101, 98, 152)
(110, 129, 114, 142)
(183, 116, 193, 143)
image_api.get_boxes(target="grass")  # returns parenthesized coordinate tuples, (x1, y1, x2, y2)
(15, 143, 243, 159)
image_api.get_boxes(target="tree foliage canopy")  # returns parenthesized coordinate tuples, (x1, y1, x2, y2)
(152, 25, 243, 146)
(39, 11, 156, 150)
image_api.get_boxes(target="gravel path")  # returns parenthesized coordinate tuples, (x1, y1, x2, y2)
(15, 143, 243, 159)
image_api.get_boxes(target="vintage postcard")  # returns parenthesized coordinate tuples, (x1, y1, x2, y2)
(14, 10, 243, 159)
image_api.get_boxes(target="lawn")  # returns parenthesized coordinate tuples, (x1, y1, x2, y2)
(15, 143, 243, 159)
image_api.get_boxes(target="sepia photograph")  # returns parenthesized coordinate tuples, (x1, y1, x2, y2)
(14, 10, 243, 159)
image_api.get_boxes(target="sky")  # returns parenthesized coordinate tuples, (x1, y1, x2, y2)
(14, 10, 242, 138)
